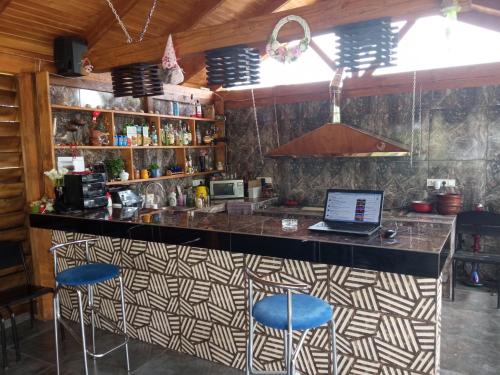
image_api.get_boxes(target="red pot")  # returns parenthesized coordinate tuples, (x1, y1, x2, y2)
(411, 201, 433, 213)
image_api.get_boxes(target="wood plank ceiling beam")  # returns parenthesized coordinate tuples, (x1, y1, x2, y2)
(471, 3, 500, 17)
(0, 0, 11, 15)
(180, 0, 227, 31)
(89, 0, 473, 72)
(219, 61, 500, 108)
(85, 0, 141, 50)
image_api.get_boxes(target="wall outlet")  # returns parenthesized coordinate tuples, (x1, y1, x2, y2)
(427, 178, 456, 188)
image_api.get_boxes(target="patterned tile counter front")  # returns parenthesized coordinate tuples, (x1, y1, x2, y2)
(44, 217, 446, 374)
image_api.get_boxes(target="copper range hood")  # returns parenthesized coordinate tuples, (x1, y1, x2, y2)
(266, 123, 409, 158)
(266, 72, 410, 158)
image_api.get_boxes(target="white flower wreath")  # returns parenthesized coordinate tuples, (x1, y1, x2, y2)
(266, 15, 311, 64)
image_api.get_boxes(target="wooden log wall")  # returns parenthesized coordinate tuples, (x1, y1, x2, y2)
(0, 71, 55, 319)
(0, 73, 28, 296)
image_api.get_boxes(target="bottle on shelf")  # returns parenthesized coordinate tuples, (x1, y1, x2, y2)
(151, 123, 158, 146)
(135, 124, 143, 146)
(183, 122, 190, 145)
(195, 100, 202, 118)
(187, 124, 193, 145)
(173, 102, 180, 116)
(142, 122, 150, 146)
(176, 123, 182, 146)
(167, 124, 175, 145)
(185, 155, 192, 174)
(196, 126, 202, 145)
(161, 124, 167, 146)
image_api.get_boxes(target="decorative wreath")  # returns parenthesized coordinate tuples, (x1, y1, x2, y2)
(266, 15, 311, 64)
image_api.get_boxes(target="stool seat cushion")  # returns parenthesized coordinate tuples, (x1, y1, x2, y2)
(56, 263, 120, 286)
(252, 294, 333, 331)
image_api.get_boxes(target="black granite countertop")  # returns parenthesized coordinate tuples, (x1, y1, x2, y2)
(30, 208, 455, 278)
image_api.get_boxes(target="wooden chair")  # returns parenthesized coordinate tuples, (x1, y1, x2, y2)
(452, 211, 500, 308)
(0, 241, 53, 369)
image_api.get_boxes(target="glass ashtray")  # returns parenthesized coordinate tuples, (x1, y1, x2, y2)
(282, 218, 298, 232)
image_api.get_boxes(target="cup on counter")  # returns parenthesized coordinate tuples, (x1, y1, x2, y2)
(282, 218, 298, 232)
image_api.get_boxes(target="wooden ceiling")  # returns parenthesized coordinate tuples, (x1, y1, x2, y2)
(0, 0, 317, 84)
(0, 0, 498, 86)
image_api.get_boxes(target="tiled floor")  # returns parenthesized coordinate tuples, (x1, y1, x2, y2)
(440, 285, 500, 375)
(1, 286, 499, 375)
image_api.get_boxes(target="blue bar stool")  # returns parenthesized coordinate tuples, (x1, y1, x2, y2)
(245, 268, 337, 375)
(50, 239, 130, 375)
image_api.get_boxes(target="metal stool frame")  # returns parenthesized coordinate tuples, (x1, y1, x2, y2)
(50, 239, 130, 375)
(245, 268, 337, 375)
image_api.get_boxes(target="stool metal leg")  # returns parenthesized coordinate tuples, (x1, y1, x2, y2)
(118, 275, 130, 372)
(77, 289, 89, 375)
(53, 292, 61, 375)
(452, 259, 457, 302)
(286, 330, 293, 375)
(286, 290, 293, 375)
(497, 276, 500, 309)
(88, 285, 96, 356)
(9, 312, 20, 361)
(1, 317, 7, 369)
(328, 318, 338, 375)
(284, 333, 288, 373)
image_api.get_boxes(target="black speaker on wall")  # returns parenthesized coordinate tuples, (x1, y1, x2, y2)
(54, 37, 88, 77)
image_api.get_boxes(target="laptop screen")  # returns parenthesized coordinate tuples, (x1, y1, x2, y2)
(324, 190, 383, 224)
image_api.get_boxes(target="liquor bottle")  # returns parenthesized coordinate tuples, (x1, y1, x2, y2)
(151, 124, 158, 146)
(161, 124, 166, 145)
(175, 124, 182, 146)
(183, 123, 190, 145)
(186, 124, 193, 145)
(142, 122, 150, 146)
(196, 126, 202, 145)
(136, 124, 143, 146)
(167, 124, 175, 145)
(195, 100, 202, 118)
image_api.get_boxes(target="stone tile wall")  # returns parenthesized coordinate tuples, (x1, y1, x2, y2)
(225, 86, 500, 212)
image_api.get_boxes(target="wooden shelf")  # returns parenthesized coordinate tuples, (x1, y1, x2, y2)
(51, 104, 113, 113)
(51, 104, 216, 122)
(54, 144, 224, 150)
(106, 171, 218, 186)
(51, 103, 226, 187)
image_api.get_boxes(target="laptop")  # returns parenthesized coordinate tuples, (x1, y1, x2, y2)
(308, 189, 384, 236)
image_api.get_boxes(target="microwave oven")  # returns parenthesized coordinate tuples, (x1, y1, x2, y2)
(210, 179, 244, 199)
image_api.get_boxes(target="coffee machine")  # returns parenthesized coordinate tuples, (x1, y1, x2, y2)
(63, 173, 108, 210)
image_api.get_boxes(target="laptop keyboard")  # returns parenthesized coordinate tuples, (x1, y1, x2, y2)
(325, 222, 378, 232)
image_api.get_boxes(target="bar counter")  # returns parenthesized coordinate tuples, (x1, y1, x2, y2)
(30, 209, 454, 375)
(30, 208, 453, 277)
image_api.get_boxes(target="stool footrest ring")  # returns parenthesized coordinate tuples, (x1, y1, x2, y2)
(56, 316, 129, 359)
